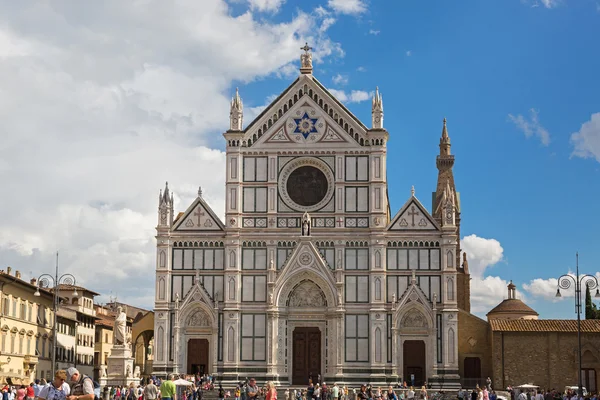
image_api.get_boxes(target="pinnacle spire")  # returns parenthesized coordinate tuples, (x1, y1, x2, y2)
(440, 117, 451, 155)
(160, 181, 171, 205)
(371, 86, 384, 129)
(229, 88, 243, 131)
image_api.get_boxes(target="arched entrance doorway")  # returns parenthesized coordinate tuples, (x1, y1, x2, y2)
(404, 340, 426, 387)
(187, 338, 209, 375)
(285, 279, 328, 385)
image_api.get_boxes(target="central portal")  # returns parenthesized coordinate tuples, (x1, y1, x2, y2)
(292, 327, 321, 385)
(187, 338, 209, 375)
(404, 340, 426, 387)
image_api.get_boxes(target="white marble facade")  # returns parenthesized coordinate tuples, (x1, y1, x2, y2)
(153, 50, 461, 388)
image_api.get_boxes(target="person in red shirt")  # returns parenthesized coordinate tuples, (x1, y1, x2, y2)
(26, 384, 35, 400)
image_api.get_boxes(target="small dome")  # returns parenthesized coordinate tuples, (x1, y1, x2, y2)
(486, 299, 539, 317)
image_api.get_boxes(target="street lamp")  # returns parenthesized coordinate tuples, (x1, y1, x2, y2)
(33, 251, 78, 378)
(555, 252, 599, 398)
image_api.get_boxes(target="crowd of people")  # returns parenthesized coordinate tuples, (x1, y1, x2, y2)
(2, 372, 598, 400)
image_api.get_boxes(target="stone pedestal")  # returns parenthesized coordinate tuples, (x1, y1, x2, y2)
(99, 345, 139, 387)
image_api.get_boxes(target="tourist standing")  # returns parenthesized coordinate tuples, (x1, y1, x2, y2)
(245, 379, 259, 400)
(38, 370, 71, 400)
(265, 382, 277, 400)
(143, 380, 158, 400)
(159, 375, 177, 400)
(66, 368, 95, 400)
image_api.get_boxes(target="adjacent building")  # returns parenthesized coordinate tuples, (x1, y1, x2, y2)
(55, 308, 77, 372)
(0, 268, 55, 384)
(55, 285, 99, 378)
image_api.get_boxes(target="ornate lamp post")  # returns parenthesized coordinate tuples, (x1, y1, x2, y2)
(555, 253, 600, 398)
(34, 252, 79, 378)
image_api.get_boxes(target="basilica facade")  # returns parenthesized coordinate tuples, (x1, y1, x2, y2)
(152, 47, 471, 388)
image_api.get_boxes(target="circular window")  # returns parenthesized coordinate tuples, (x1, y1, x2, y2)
(279, 157, 334, 212)
(286, 166, 328, 207)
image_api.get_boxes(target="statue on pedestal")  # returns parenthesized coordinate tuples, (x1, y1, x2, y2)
(114, 306, 127, 346)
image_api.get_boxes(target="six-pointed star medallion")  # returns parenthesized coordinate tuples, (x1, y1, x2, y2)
(293, 112, 319, 139)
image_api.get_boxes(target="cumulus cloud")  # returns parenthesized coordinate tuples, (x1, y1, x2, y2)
(248, 0, 286, 12)
(523, 272, 600, 302)
(461, 234, 509, 314)
(328, 89, 371, 103)
(332, 73, 348, 85)
(369, 29, 380, 35)
(508, 108, 551, 146)
(0, 1, 345, 308)
(328, 0, 368, 15)
(570, 112, 600, 163)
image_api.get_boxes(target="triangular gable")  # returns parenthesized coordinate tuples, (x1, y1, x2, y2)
(172, 195, 224, 232)
(395, 273, 433, 311)
(388, 195, 440, 231)
(179, 275, 216, 309)
(243, 74, 368, 148)
(275, 238, 336, 288)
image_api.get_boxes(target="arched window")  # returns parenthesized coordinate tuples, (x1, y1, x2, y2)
(158, 278, 165, 300)
(375, 250, 381, 269)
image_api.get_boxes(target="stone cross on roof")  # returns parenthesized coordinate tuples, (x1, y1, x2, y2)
(300, 42, 313, 74)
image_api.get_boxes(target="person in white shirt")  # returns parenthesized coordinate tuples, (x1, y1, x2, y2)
(38, 370, 71, 400)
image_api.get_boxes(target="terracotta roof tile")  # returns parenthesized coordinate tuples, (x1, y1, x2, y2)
(487, 299, 538, 316)
(490, 319, 600, 332)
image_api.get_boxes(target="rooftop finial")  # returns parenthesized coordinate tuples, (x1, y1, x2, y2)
(198, 186, 203, 198)
(411, 185, 415, 197)
(300, 42, 313, 74)
(230, 88, 243, 131)
(372, 86, 383, 129)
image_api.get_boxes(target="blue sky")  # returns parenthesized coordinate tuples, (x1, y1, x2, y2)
(236, 0, 600, 317)
(1, 0, 598, 316)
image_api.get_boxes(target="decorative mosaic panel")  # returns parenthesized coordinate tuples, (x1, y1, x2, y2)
(242, 218, 268, 228)
(345, 217, 369, 228)
(277, 217, 300, 228)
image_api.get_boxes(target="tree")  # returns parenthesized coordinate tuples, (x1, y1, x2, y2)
(584, 284, 599, 319)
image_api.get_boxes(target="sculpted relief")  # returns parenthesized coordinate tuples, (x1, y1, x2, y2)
(400, 308, 428, 329)
(288, 280, 327, 307)
(186, 309, 211, 327)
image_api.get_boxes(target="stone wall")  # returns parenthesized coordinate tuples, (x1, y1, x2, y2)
(457, 311, 492, 388)
(491, 331, 600, 390)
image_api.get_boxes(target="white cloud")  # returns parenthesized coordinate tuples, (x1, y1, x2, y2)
(570, 112, 600, 163)
(332, 73, 348, 85)
(369, 29, 380, 35)
(508, 108, 551, 146)
(461, 234, 508, 314)
(0, 0, 344, 309)
(328, 88, 371, 103)
(357, 66, 366, 72)
(248, 0, 286, 12)
(524, 0, 560, 8)
(327, 0, 367, 15)
(406, 50, 412, 57)
(523, 272, 600, 302)
(314, 6, 330, 17)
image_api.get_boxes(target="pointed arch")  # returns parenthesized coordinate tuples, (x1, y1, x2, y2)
(374, 277, 382, 301)
(158, 278, 165, 301)
(156, 326, 164, 361)
(447, 277, 455, 301)
(448, 328, 456, 363)
(228, 277, 236, 301)
(229, 250, 236, 268)
(159, 250, 166, 268)
(375, 250, 381, 269)
(227, 326, 235, 362)
(446, 250, 454, 268)
(375, 327, 382, 363)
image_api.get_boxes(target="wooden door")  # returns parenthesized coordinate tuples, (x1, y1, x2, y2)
(187, 338, 209, 375)
(292, 328, 321, 385)
(403, 340, 426, 387)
